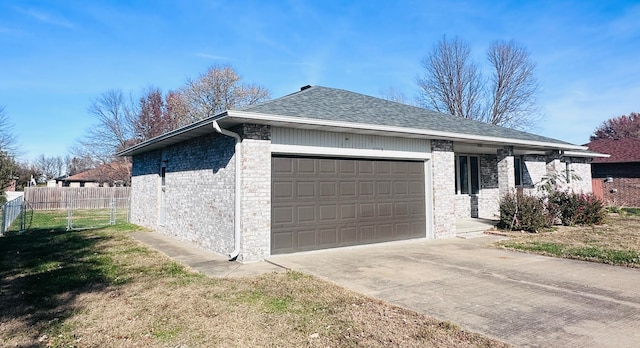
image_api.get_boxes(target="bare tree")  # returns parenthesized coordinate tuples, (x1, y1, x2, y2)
(76, 65, 269, 164)
(417, 37, 541, 130)
(591, 112, 640, 140)
(66, 153, 98, 176)
(379, 87, 409, 104)
(33, 154, 65, 180)
(134, 87, 177, 141)
(80, 89, 137, 161)
(13, 161, 40, 190)
(165, 90, 191, 128)
(181, 64, 270, 122)
(0, 150, 16, 200)
(0, 106, 17, 199)
(0, 105, 17, 155)
(487, 40, 540, 129)
(417, 36, 485, 120)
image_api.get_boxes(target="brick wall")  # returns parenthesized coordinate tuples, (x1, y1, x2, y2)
(239, 138, 272, 262)
(131, 134, 237, 256)
(497, 147, 515, 197)
(130, 149, 162, 229)
(522, 155, 547, 195)
(478, 154, 499, 219)
(569, 159, 593, 194)
(593, 162, 640, 207)
(431, 140, 456, 238)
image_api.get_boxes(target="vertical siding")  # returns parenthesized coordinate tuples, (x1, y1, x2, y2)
(272, 127, 430, 153)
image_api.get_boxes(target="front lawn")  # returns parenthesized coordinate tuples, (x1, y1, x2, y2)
(496, 213, 640, 267)
(1, 211, 509, 347)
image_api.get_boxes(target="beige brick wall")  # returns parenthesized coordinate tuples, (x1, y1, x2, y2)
(130, 134, 236, 256)
(239, 139, 272, 262)
(431, 140, 456, 238)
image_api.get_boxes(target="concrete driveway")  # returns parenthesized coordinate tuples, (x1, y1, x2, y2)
(269, 236, 640, 348)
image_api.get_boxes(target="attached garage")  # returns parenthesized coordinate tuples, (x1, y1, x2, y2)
(271, 156, 427, 254)
(123, 85, 596, 262)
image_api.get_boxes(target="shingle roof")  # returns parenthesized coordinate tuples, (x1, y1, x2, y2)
(65, 161, 131, 182)
(243, 86, 574, 146)
(585, 138, 640, 163)
(119, 85, 588, 157)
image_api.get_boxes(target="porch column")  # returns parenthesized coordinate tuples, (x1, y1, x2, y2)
(431, 140, 456, 238)
(546, 150, 565, 191)
(497, 146, 515, 197)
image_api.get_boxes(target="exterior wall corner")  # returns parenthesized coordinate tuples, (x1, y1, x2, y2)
(431, 140, 456, 238)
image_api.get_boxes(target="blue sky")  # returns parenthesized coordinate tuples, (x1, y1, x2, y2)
(1, 0, 638, 162)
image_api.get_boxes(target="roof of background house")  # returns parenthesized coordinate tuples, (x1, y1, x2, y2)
(243, 86, 574, 146)
(585, 138, 640, 163)
(119, 85, 592, 157)
(64, 162, 130, 182)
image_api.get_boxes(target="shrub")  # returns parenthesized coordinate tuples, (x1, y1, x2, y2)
(498, 192, 549, 232)
(574, 193, 606, 225)
(550, 191, 606, 226)
(499, 191, 606, 232)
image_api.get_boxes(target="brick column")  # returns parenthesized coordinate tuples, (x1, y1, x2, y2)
(431, 140, 456, 238)
(497, 146, 515, 197)
(236, 124, 272, 262)
(545, 150, 565, 191)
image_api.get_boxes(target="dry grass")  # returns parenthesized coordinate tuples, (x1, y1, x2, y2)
(496, 213, 640, 267)
(1, 212, 510, 347)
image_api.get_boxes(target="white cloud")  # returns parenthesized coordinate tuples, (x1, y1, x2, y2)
(194, 53, 230, 61)
(18, 7, 74, 29)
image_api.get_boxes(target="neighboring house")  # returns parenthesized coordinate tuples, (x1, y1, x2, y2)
(119, 86, 600, 262)
(586, 138, 640, 207)
(58, 161, 131, 187)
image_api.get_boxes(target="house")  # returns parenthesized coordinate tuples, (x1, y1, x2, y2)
(118, 86, 600, 262)
(586, 138, 640, 207)
(58, 161, 131, 187)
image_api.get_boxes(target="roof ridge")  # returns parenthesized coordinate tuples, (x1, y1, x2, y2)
(238, 85, 321, 111)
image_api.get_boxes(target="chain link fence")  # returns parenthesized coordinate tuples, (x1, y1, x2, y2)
(1, 188, 131, 235)
(1, 195, 24, 236)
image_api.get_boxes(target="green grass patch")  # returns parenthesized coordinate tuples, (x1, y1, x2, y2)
(497, 214, 640, 267)
(508, 241, 565, 255)
(607, 207, 640, 216)
(152, 327, 182, 341)
(500, 236, 639, 266)
(264, 295, 294, 313)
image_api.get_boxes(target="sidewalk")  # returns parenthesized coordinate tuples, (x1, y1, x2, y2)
(129, 231, 284, 278)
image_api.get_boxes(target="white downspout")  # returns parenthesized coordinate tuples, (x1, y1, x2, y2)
(212, 120, 242, 261)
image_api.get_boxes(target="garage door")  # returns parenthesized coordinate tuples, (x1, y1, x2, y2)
(271, 156, 426, 254)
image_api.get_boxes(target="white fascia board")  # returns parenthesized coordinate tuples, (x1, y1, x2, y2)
(117, 112, 228, 156)
(271, 144, 431, 160)
(227, 110, 587, 151)
(563, 150, 610, 158)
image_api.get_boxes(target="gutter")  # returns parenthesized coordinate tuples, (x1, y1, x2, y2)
(226, 110, 589, 152)
(212, 120, 242, 261)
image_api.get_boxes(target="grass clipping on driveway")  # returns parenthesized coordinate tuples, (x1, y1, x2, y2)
(1, 212, 508, 347)
(497, 213, 640, 267)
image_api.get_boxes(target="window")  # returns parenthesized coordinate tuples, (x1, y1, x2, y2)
(455, 155, 480, 194)
(514, 156, 523, 186)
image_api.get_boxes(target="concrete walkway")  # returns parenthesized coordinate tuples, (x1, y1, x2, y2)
(129, 231, 284, 278)
(269, 236, 640, 348)
(131, 230, 640, 347)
